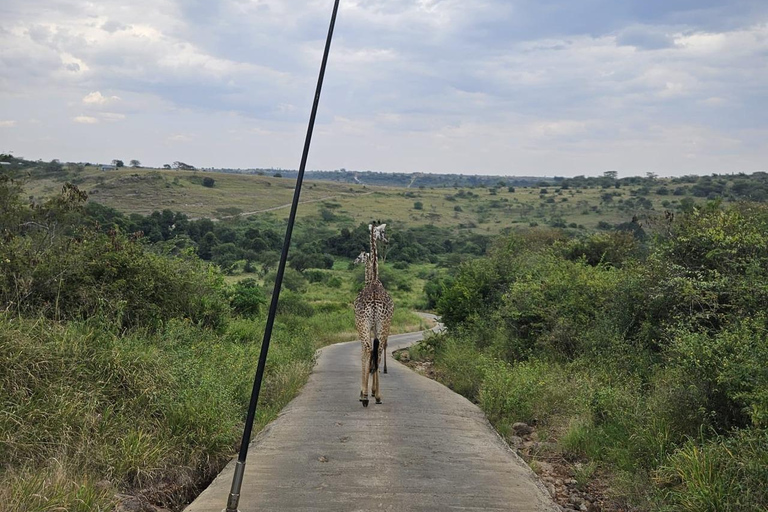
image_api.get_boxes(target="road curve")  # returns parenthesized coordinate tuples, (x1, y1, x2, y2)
(185, 321, 558, 512)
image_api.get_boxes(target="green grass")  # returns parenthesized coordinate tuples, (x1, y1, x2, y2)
(0, 314, 315, 511)
(22, 166, 710, 235)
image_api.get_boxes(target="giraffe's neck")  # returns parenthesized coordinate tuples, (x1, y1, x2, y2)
(369, 225, 379, 282)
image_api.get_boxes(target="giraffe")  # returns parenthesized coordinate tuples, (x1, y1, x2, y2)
(353, 222, 395, 407)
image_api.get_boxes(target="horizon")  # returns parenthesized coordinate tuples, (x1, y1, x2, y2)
(1, 1, 767, 177)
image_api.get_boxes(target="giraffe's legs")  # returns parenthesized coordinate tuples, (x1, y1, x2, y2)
(382, 338, 388, 374)
(373, 343, 384, 403)
(360, 338, 371, 407)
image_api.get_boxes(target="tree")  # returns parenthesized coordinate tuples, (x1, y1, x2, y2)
(173, 161, 195, 170)
(129, 159, 141, 168)
(414, 201, 423, 210)
(603, 170, 618, 180)
(111, 159, 124, 168)
(163, 164, 171, 170)
(202, 177, 215, 188)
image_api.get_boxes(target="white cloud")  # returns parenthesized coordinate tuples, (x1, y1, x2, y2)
(83, 91, 120, 105)
(0, 0, 766, 175)
(167, 133, 194, 143)
(0, 120, 17, 127)
(100, 112, 126, 121)
(73, 116, 99, 124)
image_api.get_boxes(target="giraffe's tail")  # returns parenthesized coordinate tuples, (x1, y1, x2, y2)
(370, 338, 379, 373)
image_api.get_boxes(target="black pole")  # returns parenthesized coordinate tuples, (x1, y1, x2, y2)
(225, 1, 340, 511)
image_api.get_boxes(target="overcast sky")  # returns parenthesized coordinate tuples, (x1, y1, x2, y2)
(1, 0, 767, 176)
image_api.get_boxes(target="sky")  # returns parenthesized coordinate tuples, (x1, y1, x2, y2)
(1, 0, 767, 177)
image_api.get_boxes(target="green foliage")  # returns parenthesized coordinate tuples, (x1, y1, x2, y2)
(229, 279, 266, 318)
(431, 203, 768, 509)
(0, 316, 314, 509)
(264, 268, 308, 293)
(0, 182, 228, 330)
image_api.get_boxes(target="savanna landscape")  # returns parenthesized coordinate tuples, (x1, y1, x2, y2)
(2, 154, 767, 511)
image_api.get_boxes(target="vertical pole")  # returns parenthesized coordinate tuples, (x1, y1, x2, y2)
(224, 1, 340, 511)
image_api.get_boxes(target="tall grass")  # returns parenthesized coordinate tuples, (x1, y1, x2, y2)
(0, 314, 315, 511)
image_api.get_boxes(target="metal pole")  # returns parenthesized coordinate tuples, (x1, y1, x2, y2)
(224, 1, 340, 511)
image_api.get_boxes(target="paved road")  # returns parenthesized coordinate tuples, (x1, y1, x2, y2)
(185, 323, 558, 512)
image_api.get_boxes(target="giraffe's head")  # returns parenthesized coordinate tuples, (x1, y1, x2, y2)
(354, 251, 370, 265)
(369, 223, 388, 243)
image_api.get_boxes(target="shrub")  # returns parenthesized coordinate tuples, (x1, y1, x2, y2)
(229, 279, 266, 318)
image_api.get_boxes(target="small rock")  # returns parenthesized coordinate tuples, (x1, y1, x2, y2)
(565, 478, 578, 486)
(579, 504, 588, 511)
(509, 435, 523, 448)
(400, 351, 410, 362)
(546, 483, 557, 497)
(318, 456, 329, 463)
(512, 422, 534, 436)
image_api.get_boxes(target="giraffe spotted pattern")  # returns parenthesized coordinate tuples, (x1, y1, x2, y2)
(353, 222, 394, 407)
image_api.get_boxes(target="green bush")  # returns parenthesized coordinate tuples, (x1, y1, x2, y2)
(229, 279, 266, 318)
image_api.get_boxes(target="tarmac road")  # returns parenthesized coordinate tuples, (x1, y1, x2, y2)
(184, 318, 558, 512)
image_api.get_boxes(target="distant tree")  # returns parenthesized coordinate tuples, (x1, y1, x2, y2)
(45, 159, 63, 173)
(163, 164, 172, 170)
(129, 159, 141, 168)
(603, 171, 618, 179)
(202, 177, 215, 188)
(111, 159, 124, 168)
(274, 173, 282, 178)
(173, 161, 195, 170)
(413, 201, 423, 210)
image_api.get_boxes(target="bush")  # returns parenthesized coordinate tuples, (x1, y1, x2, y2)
(276, 291, 314, 317)
(202, 177, 215, 188)
(265, 268, 308, 293)
(229, 279, 266, 318)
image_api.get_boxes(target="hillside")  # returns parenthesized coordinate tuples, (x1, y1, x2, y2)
(17, 161, 762, 235)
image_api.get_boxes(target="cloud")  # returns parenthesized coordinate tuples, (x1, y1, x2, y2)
(73, 116, 99, 124)
(0, 0, 766, 175)
(83, 91, 120, 105)
(101, 20, 131, 33)
(0, 120, 17, 127)
(167, 133, 194, 143)
(616, 25, 677, 49)
(100, 112, 126, 121)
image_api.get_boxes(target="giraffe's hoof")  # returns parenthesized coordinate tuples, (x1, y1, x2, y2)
(383, 368, 388, 374)
(375, 398, 382, 404)
(361, 399, 369, 407)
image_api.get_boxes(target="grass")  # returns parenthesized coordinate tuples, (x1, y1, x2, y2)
(23, 166, 710, 235)
(0, 249, 434, 510)
(0, 313, 315, 511)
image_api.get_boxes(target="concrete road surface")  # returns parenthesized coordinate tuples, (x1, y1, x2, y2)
(185, 321, 559, 512)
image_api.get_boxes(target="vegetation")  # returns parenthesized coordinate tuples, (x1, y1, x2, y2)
(411, 201, 768, 510)
(7, 155, 768, 510)
(0, 175, 428, 510)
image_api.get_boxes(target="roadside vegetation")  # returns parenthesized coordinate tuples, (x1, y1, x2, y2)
(0, 175, 427, 511)
(5, 154, 768, 511)
(409, 201, 768, 510)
